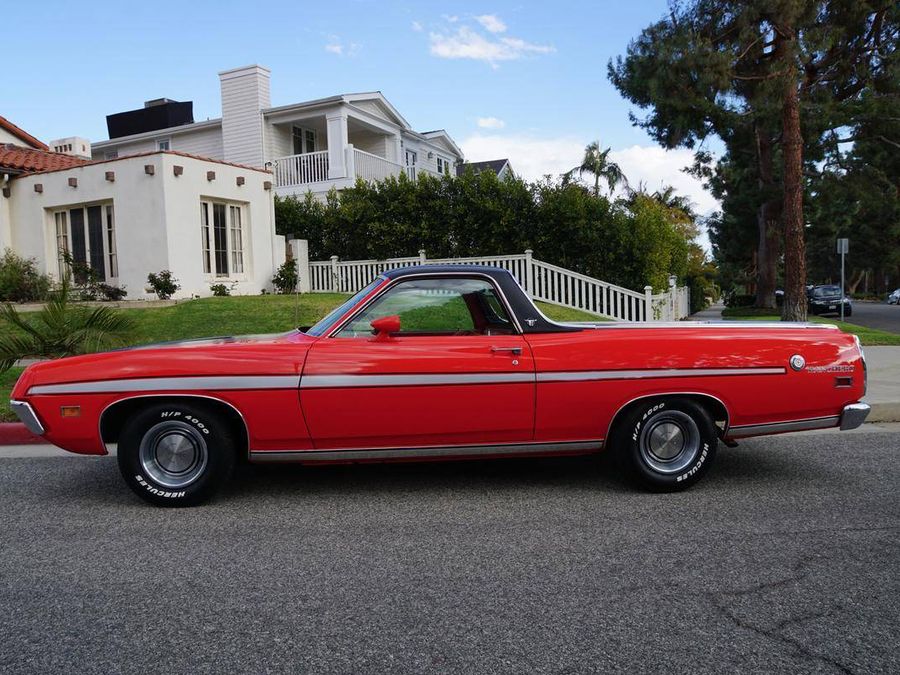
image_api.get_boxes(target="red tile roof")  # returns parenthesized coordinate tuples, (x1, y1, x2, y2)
(0, 115, 48, 150)
(0, 144, 89, 174)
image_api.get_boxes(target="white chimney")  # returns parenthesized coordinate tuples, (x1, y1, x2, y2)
(48, 136, 92, 160)
(219, 64, 271, 168)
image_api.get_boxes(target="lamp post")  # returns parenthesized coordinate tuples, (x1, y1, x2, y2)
(837, 238, 849, 322)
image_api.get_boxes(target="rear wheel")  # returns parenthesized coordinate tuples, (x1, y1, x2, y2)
(117, 402, 236, 506)
(613, 398, 718, 491)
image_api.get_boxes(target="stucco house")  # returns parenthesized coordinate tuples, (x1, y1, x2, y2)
(1, 115, 281, 299)
(92, 65, 466, 199)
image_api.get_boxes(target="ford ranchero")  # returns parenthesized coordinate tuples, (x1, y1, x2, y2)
(10, 265, 869, 506)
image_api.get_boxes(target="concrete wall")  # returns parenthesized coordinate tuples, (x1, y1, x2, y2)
(8, 152, 280, 299)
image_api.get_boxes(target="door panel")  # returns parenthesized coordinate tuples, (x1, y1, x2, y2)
(301, 335, 535, 449)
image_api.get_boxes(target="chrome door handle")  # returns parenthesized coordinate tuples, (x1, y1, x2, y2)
(491, 346, 522, 355)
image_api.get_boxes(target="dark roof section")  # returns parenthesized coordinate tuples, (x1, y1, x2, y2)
(0, 144, 89, 175)
(0, 115, 48, 150)
(381, 264, 579, 333)
(106, 99, 194, 139)
(456, 158, 509, 177)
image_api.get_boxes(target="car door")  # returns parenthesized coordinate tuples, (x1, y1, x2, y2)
(300, 275, 535, 450)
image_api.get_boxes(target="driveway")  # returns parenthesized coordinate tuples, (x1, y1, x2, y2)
(1, 428, 898, 673)
(843, 301, 900, 334)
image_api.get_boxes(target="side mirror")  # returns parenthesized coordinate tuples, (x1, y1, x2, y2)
(370, 314, 400, 338)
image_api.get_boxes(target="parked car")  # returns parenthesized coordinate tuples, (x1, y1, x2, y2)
(808, 284, 852, 317)
(888, 288, 900, 305)
(11, 265, 869, 506)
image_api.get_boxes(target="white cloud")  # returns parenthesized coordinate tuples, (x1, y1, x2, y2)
(475, 14, 507, 33)
(429, 26, 554, 67)
(411, 20, 423, 32)
(477, 116, 506, 129)
(324, 35, 360, 57)
(460, 134, 719, 216)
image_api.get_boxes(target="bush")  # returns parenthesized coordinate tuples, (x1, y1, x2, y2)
(147, 270, 180, 300)
(724, 293, 755, 308)
(98, 283, 127, 301)
(272, 259, 299, 294)
(209, 283, 232, 297)
(0, 249, 51, 302)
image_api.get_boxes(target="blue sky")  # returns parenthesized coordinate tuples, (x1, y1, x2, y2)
(3, 0, 718, 213)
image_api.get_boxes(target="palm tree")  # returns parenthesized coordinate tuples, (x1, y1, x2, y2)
(565, 140, 628, 196)
(652, 185, 699, 239)
(0, 278, 133, 372)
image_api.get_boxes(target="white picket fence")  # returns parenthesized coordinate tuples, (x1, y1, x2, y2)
(302, 248, 689, 322)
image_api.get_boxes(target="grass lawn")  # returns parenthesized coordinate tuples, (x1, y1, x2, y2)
(721, 307, 900, 345)
(1, 367, 24, 422)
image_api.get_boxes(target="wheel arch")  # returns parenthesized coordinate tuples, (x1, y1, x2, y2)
(605, 392, 730, 442)
(99, 394, 250, 457)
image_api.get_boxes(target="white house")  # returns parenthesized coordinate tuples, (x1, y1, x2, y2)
(91, 65, 466, 199)
(1, 116, 282, 300)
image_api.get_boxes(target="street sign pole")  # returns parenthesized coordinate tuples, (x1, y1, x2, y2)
(837, 238, 849, 322)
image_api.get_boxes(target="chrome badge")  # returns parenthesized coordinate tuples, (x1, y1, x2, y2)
(790, 354, 806, 371)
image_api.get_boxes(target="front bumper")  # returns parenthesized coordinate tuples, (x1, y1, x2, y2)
(840, 402, 870, 431)
(9, 400, 45, 435)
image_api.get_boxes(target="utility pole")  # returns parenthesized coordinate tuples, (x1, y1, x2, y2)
(837, 238, 849, 322)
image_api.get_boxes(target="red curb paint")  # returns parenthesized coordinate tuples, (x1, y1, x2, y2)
(0, 423, 44, 445)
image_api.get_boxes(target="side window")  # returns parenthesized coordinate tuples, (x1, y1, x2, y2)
(335, 277, 515, 338)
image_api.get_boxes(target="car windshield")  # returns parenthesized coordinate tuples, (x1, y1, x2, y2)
(813, 286, 842, 298)
(305, 277, 384, 337)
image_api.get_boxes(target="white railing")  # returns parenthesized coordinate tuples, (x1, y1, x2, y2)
(354, 149, 403, 183)
(273, 151, 329, 187)
(304, 248, 689, 322)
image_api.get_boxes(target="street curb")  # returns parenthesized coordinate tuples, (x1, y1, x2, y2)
(868, 402, 900, 424)
(0, 423, 44, 445)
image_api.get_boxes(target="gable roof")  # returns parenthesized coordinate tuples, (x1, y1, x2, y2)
(457, 159, 510, 177)
(419, 130, 464, 159)
(0, 144, 89, 175)
(0, 115, 48, 150)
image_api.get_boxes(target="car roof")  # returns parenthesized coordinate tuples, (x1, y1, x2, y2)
(380, 264, 515, 281)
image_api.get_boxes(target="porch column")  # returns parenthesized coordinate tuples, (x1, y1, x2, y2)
(392, 134, 403, 164)
(326, 111, 349, 179)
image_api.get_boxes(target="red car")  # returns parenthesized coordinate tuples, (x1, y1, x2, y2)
(10, 265, 869, 506)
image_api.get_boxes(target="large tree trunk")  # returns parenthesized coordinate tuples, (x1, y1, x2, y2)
(780, 30, 807, 322)
(754, 126, 779, 309)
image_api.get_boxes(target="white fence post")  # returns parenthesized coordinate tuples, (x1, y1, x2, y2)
(525, 249, 534, 296)
(330, 255, 339, 292)
(644, 286, 653, 322)
(289, 239, 311, 293)
(419, 249, 427, 264)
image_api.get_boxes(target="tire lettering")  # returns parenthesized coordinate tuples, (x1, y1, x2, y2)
(134, 474, 185, 498)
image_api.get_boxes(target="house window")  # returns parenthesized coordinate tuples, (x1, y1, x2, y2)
(292, 126, 317, 154)
(436, 157, 451, 175)
(200, 200, 246, 278)
(51, 204, 117, 282)
(157, 139, 170, 151)
(405, 150, 417, 179)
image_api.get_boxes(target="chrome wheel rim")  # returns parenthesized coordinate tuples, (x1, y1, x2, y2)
(638, 410, 700, 474)
(138, 421, 208, 489)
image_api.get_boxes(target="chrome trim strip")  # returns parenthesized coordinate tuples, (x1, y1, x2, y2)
(562, 321, 840, 330)
(10, 400, 45, 435)
(536, 367, 785, 383)
(727, 415, 840, 438)
(839, 402, 870, 431)
(326, 271, 524, 337)
(249, 440, 603, 462)
(28, 375, 299, 396)
(301, 372, 534, 389)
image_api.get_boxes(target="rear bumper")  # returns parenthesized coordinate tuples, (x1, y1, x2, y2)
(9, 400, 45, 435)
(839, 402, 870, 431)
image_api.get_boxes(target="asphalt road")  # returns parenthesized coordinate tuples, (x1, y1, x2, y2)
(1, 430, 898, 674)
(842, 300, 900, 333)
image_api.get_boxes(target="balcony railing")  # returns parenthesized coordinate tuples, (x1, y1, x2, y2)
(273, 150, 330, 187)
(354, 148, 403, 183)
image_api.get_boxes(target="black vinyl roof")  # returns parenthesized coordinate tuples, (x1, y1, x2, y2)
(381, 265, 580, 333)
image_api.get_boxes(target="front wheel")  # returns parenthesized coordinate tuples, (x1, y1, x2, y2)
(117, 402, 236, 506)
(612, 398, 718, 491)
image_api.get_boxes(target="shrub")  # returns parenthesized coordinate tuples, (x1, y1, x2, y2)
(724, 293, 755, 308)
(0, 278, 133, 371)
(147, 270, 180, 300)
(209, 283, 232, 297)
(98, 283, 128, 301)
(271, 259, 299, 294)
(0, 249, 51, 302)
